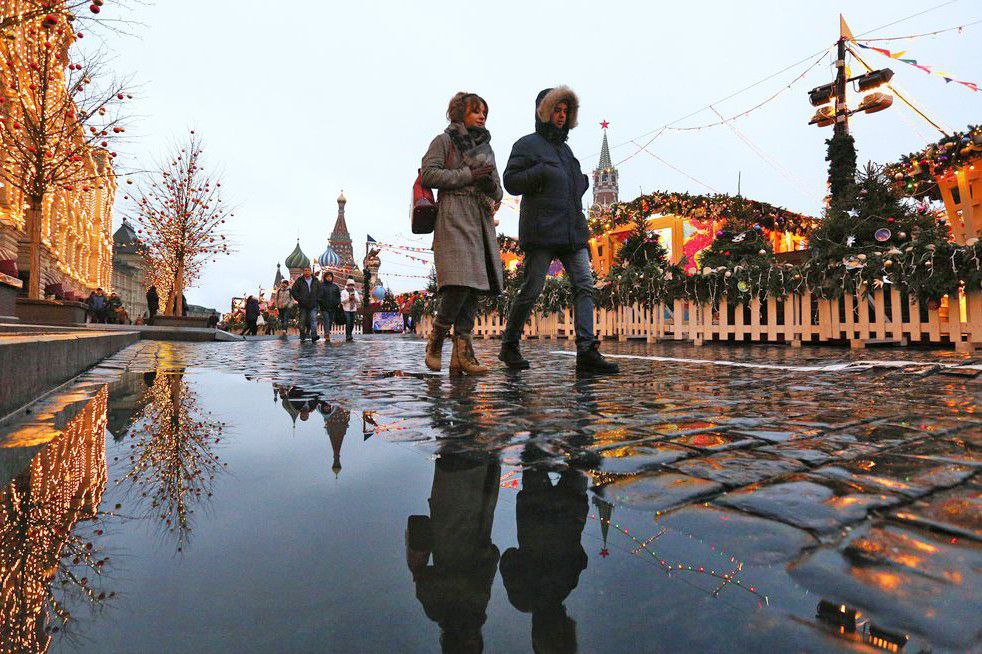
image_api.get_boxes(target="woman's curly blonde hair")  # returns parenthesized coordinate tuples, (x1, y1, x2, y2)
(447, 92, 488, 123)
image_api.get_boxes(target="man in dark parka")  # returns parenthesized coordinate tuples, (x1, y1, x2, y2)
(290, 266, 321, 342)
(500, 86, 618, 373)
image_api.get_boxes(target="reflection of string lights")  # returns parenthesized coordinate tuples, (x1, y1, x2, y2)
(0, 386, 110, 652)
(585, 513, 767, 601)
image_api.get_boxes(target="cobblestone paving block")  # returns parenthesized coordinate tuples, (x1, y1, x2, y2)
(657, 504, 818, 566)
(594, 472, 723, 514)
(888, 482, 982, 541)
(668, 450, 807, 488)
(813, 453, 977, 499)
(789, 521, 982, 651)
(757, 436, 878, 466)
(890, 434, 982, 468)
(593, 443, 698, 474)
(668, 431, 761, 452)
(715, 476, 903, 536)
(829, 422, 928, 450)
(728, 426, 822, 443)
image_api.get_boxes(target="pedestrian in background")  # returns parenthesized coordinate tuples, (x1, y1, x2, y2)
(272, 279, 294, 335)
(318, 271, 341, 343)
(291, 266, 321, 342)
(86, 287, 108, 323)
(340, 277, 361, 342)
(243, 295, 261, 336)
(421, 91, 504, 375)
(146, 285, 159, 324)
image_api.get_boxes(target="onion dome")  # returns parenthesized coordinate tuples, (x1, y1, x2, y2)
(318, 244, 341, 268)
(284, 241, 310, 269)
(337, 190, 347, 205)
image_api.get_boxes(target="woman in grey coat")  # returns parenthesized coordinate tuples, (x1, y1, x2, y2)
(421, 92, 504, 375)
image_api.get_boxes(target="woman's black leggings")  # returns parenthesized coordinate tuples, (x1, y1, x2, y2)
(436, 285, 479, 334)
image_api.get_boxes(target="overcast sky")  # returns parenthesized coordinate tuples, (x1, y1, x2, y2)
(101, 0, 981, 310)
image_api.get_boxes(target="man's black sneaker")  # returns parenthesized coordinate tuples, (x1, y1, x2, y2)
(576, 344, 619, 373)
(498, 342, 530, 369)
(312, 334, 320, 342)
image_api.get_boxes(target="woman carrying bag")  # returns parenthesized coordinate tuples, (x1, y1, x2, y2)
(420, 92, 504, 376)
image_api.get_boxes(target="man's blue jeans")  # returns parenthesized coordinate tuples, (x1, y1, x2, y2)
(502, 247, 596, 351)
(300, 307, 318, 339)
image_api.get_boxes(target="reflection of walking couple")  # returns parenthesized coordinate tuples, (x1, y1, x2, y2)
(407, 453, 588, 653)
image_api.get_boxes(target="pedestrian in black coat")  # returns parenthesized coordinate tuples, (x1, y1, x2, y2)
(290, 266, 321, 342)
(499, 86, 618, 374)
(243, 295, 261, 336)
(146, 285, 159, 324)
(317, 271, 341, 342)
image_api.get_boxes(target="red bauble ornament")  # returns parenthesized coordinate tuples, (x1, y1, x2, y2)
(43, 14, 58, 28)
(89, 4, 100, 13)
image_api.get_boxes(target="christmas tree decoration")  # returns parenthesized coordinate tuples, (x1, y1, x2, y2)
(127, 132, 232, 316)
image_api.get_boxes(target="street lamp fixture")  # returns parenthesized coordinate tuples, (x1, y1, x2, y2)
(809, 106, 835, 127)
(808, 83, 836, 107)
(856, 92, 893, 114)
(855, 68, 894, 92)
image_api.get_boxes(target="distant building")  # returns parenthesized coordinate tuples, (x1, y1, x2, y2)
(591, 124, 619, 215)
(276, 191, 363, 286)
(111, 218, 148, 320)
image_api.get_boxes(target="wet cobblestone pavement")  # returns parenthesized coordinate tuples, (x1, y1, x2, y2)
(1, 335, 979, 653)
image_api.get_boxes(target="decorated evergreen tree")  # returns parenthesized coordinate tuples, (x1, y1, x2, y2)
(807, 163, 961, 300)
(697, 204, 773, 270)
(614, 215, 669, 269)
(826, 131, 857, 209)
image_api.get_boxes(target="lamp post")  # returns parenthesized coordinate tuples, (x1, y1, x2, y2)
(808, 17, 894, 129)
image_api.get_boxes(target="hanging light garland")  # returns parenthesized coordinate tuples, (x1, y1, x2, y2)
(884, 124, 982, 198)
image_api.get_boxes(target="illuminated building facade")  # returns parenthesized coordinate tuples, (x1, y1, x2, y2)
(0, 2, 116, 299)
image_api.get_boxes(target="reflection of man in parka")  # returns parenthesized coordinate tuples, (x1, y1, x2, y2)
(500, 467, 589, 654)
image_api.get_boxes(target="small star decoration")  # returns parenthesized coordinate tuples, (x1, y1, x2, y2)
(600, 120, 610, 130)
(599, 548, 610, 558)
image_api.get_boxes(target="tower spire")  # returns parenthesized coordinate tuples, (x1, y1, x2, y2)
(330, 190, 356, 270)
(591, 121, 619, 214)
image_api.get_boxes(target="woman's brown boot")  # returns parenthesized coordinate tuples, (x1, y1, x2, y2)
(451, 333, 489, 376)
(425, 320, 451, 371)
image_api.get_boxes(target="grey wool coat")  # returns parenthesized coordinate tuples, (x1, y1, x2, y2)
(421, 132, 505, 294)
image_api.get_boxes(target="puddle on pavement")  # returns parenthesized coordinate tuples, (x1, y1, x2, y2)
(0, 339, 978, 653)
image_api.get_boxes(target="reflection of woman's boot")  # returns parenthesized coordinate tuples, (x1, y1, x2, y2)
(451, 333, 489, 376)
(425, 320, 452, 371)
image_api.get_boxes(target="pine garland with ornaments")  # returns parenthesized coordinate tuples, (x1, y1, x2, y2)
(884, 125, 982, 199)
(594, 191, 816, 237)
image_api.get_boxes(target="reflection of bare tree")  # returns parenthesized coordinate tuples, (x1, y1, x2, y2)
(0, 387, 111, 652)
(120, 371, 225, 551)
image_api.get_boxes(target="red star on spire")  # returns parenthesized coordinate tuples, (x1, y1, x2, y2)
(600, 120, 610, 130)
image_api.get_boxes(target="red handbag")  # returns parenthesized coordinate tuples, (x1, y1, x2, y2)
(412, 169, 437, 235)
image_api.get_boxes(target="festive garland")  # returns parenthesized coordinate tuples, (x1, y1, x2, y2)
(884, 124, 982, 198)
(593, 191, 817, 237)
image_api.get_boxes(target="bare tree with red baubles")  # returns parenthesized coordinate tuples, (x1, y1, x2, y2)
(127, 131, 232, 317)
(0, 13, 129, 297)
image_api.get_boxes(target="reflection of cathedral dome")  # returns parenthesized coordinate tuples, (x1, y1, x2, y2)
(318, 244, 341, 268)
(284, 241, 310, 270)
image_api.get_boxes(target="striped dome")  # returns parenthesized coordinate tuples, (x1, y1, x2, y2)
(318, 244, 341, 268)
(284, 241, 310, 270)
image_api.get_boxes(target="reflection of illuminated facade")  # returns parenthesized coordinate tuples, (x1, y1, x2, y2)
(816, 600, 909, 652)
(0, 386, 108, 653)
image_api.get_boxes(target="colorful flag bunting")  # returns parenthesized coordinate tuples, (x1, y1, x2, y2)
(855, 42, 978, 91)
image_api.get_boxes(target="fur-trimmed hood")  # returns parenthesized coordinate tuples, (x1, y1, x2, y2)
(535, 86, 579, 130)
